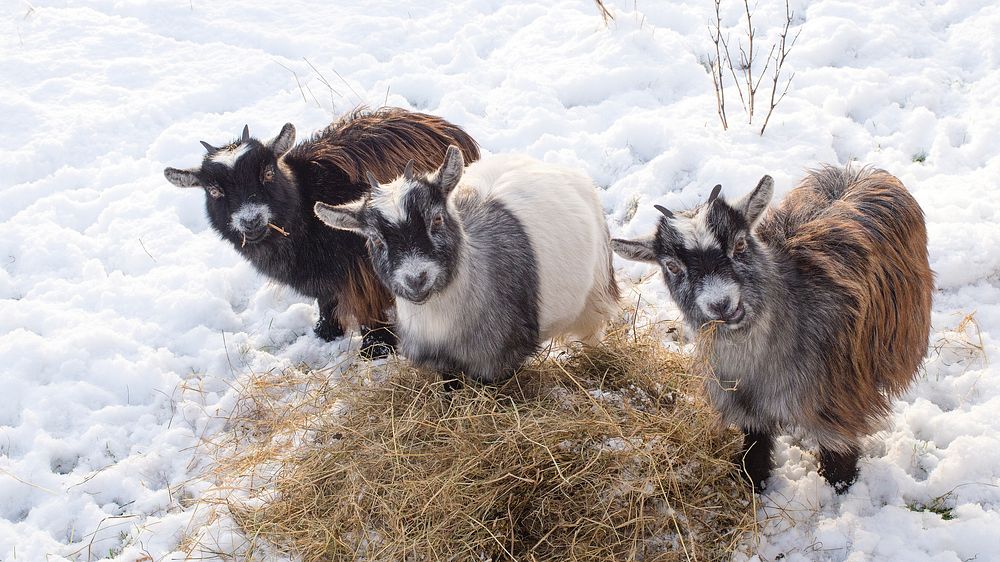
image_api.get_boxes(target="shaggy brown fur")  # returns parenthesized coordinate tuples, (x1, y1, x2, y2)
(335, 258, 394, 330)
(757, 167, 933, 445)
(293, 106, 482, 185)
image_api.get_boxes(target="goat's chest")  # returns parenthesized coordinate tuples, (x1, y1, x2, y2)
(395, 294, 478, 352)
(706, 341, 813, 428)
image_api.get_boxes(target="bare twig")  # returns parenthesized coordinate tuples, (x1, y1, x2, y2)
(709, 0, 729, 130)
(138, 237, 157, 263)
(330, 65, 365, 106)
(267, 223, 290, 237)
(759, 0, 801, 135)
(707, 0, 800, 135)
(274, 59, 308, 104)
(594, 0, 614, 24)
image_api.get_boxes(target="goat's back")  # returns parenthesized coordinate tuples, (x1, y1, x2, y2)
(759, 166, 933, 418)
(292, 106, 481, 185)
(460, 155, 610, 340)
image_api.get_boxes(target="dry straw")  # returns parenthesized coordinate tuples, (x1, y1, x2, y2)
(205, 322, 756, 561)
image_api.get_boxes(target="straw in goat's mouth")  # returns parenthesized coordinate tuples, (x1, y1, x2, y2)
(240, 224, 289, 248)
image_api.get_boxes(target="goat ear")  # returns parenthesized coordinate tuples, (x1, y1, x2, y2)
(611, 236, 658, 264)
(164, 167, 202, 188)
(366, 171, 381, 191)
(434, 145, 464, 196)
(314, 201, 365, 233)
(403, 160, 415, 181)
(706, 184, 722, 205)
(269, 123, 296, 156)
(734, 175, 774, 227)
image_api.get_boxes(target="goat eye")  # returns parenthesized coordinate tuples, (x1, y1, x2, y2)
(262, 166, 275, 183)
(734, 237, 748, 254)
(665, 261, 682, 275)
(208, 186, 223, 199)
(369, 237, 384, 250)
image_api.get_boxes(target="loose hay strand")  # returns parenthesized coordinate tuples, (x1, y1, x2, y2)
(268, 223, 290, 236)
(206, 323, 757, 561)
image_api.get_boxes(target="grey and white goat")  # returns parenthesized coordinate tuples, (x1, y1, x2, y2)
(314, 146, 620, 383)
(612, 167, 932, 492)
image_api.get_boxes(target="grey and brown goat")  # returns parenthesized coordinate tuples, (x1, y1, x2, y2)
(612, 166, 933, 491)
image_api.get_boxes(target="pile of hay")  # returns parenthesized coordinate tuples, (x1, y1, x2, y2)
(210, 324, 756, 561)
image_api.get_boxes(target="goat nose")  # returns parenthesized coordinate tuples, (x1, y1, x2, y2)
(405, 271, 429, 291)
(708, 297, 733, 320)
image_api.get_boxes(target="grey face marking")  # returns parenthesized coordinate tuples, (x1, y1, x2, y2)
(392, 253, 443, 303)
(695, 275, 744, 324)
(230, 202, 273, 240)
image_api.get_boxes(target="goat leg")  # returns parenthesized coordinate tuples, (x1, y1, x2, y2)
(313, 297, 346, 341)
(738, 427, 775, 492)
(359, 323, 398, 360)
(819, 446, 860, 493)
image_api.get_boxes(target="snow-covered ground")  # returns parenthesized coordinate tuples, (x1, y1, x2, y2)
(2, 0, 999, 559)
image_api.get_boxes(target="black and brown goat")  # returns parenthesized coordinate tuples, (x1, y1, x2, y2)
(612, 166, 933, 491)
(164, 107, 480, 358)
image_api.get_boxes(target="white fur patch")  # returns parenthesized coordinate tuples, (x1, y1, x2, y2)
(393, 253, 441, 289)
(463, 154, 607, 339)
(209, 143, 251, 169)
(673, 208, 719, 251)
(370, 177, 417, 223)
(230, 203, 272, 232)
(696, 275, 740, 318)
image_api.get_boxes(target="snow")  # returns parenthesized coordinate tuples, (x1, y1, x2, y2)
(2, 0, 999, 560)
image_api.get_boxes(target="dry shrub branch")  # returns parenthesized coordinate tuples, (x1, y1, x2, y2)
(709, 0, 801, 135)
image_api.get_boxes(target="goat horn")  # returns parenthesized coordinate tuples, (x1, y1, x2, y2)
(653, 204, 674, 219)
(200, 141, 217, 153)
(241, 125, 250, 142)
(707, 184, 722, 205)
(403, 159, 415, 181)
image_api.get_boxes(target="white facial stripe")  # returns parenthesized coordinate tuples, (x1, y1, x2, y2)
(230, 203, 272, 232)
(696, 275, 740, 317)
(672, 209, 719, 251)
(210, 143, 251, 169)
(370, 177, 418, 223)
(393, 253, 441, 288)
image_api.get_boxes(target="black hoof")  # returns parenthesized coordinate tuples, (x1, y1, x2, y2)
(314, 318, 346, 342)
(819, 447, 859, 494)
(359, 326, 397, 360)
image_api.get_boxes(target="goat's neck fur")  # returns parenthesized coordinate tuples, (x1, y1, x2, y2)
(702, 241, 828, 434)
(395, 203, 473, 343)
